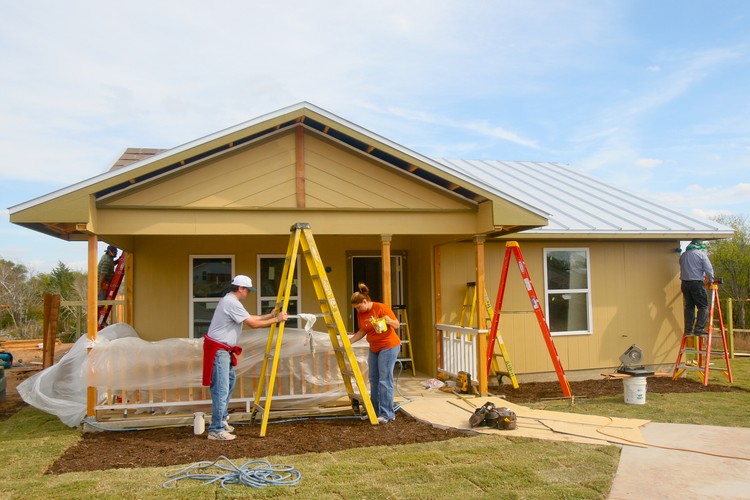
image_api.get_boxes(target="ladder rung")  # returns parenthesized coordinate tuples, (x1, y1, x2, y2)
(341, 369, 355, 378)
(333, 346, 346, 353)
(677, 364, 706, 372)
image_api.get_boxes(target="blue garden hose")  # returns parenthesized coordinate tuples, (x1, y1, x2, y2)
(163, 455, 301, 490)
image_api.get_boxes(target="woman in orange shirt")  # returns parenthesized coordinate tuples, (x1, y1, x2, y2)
(349, 283, 402, 423)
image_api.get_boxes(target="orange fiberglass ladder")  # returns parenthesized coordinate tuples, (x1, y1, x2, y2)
(672, 279, 733, 386)
(486, 241, 573, 398)
(97, 255, 126, 330)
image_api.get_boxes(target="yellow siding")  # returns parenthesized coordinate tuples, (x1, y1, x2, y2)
(437, 239, 684, 374)
(104, 130, 472, 212)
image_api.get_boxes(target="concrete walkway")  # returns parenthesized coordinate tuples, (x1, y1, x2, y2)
(608, 423, 750, 500)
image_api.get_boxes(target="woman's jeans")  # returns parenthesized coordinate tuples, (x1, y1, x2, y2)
(368, 346, 400, 420)
(208, 350, 235, 432)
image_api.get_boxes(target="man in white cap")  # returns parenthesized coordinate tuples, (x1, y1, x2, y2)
(202, 275, 288, 440)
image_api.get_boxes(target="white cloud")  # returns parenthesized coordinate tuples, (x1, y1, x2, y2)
(635, 158, 663, 168)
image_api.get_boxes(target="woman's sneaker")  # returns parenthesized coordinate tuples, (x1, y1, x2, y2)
(208, 430, 236, 441)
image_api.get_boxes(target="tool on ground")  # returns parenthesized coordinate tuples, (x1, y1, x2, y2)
(456, 370, 474, 394)
(251, 223, 377, 436)
(468, 401, 496, 427)
(97, 253, 127, 330)
(495, 407, 517, 430)
(672, 278, 733, 386)
(460, 282, 520, 389)
(487, 241, 572, 398)
(392, 305, 416, 376)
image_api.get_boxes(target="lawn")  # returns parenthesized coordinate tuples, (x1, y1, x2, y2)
(1, 358, 748, 499)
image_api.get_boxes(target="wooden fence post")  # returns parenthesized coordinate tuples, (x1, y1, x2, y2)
(42, 294, 61, 368)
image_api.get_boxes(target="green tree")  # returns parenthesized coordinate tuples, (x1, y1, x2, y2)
(41, 261, 88, 338)
(709, 214, 750, 329)
(0, 258, 43, 338)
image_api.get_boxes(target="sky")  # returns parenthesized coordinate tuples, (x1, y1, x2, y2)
(1, 0, 749, 273)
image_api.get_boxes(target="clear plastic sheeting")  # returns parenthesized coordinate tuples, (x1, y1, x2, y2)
(18, 323, 370, 427)
(17, 323, 139, 427)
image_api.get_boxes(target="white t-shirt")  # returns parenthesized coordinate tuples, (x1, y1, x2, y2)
(205, 293, 250, 346)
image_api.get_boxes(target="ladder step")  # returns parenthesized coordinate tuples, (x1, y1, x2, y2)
(677, 364, 706, 372)
(341, 369, 355, 378)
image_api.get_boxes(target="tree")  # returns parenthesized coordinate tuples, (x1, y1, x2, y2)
(709, 214, 750, 329)
(42, 261, 88, 338)
(0, 258, 43, 338)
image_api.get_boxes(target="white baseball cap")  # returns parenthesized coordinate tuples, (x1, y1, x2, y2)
(231, 275, 256, 291)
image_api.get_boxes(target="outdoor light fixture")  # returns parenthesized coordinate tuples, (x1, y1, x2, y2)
(616, 344, 654, 376)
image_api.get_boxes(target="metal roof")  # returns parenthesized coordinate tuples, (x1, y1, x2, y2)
(437, 159, 732, 239)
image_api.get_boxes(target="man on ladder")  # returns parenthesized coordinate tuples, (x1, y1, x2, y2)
(673, 239, 733, 385)
(679, 239, 714, 337)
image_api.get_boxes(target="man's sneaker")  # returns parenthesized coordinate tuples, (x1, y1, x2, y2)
(207, 430, 236, 441)
(222, 421, 235, 432)
(377, 416, 389, 424)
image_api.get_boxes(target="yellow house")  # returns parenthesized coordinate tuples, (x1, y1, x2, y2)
(9, 102, 731, 387)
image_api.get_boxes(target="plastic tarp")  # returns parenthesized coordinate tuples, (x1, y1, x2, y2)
(18, 323, 369, 427)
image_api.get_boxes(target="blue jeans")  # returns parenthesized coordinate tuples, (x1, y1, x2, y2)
(368, 346, 400, 421)
(208, 350, 235, 432)
(682, 280, 709, 333)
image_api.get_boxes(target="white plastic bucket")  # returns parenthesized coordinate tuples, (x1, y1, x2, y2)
(623, 376, 647, 405)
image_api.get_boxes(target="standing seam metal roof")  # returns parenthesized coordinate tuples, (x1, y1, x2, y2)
(437, 159, 731, 236)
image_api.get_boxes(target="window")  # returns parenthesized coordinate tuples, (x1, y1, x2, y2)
(543, 248, 591, 335)
(257, 255, 301, 328)
(190, 256, 233, 338)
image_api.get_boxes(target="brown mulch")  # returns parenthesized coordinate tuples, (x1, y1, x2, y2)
(2, 360, 747, 475)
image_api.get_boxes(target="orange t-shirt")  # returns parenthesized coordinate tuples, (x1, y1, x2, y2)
(357, 302, 402, 353)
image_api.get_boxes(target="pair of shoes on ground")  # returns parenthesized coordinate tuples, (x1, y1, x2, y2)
(360, 414, 394, 424)
(207, 429, 236, 441)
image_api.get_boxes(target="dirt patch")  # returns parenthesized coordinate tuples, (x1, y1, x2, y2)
(2, 350, 747, 475)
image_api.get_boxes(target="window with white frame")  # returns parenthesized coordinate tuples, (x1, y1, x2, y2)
(543, 248, 591, 335)
(257, 255, 301, 328)
(190, 256, 233, 338)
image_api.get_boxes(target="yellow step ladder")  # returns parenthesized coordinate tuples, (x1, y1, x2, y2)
(392, 305, 416, 376)
(251, 223, 378, 436)
(460, 282, 519, 389)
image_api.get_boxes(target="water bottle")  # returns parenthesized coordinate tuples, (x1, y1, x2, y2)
(193, 412, 205, 435)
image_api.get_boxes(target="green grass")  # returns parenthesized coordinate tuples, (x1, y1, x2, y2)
(1, 358, 748, 499)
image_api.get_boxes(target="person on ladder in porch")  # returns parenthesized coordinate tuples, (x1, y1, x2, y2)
(349, 283, 401, 424)
(679, 239, 714, 336)
(97, 245, 119, 300)
(202, 275, 288, 441)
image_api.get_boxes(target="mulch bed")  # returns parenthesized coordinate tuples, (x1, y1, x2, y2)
(2, 366, 747, 474)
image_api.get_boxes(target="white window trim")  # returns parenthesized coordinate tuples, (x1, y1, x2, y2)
(189, 255, 234, 338)
(543, 247, 592, 337)
(257, 254, 302, 319)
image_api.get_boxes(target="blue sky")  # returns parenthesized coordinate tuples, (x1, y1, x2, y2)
(1, 1, 749, 273)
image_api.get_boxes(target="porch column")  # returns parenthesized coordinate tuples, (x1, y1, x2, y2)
(87, 234, 98, 418)
(381, 234, 392, 306)
(474, 235, 488, 396)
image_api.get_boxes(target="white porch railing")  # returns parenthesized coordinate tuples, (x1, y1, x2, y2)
(435, 323, 484, 379)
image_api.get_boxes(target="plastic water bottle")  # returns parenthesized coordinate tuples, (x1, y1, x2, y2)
(193, 412, 205, 435)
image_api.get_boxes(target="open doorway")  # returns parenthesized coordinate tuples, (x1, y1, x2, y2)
(347, 253, 406, 330)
